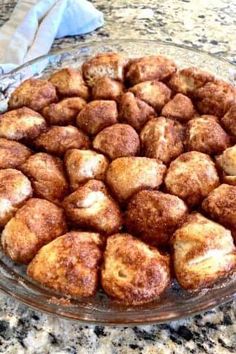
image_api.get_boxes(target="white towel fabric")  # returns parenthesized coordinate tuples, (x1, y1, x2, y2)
(0, 0, 104, 74)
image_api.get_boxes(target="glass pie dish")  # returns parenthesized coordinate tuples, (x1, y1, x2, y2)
(0, 39, 236, 325)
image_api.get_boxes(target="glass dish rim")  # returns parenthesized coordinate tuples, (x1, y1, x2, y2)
(1, 38, 236, 78)
(0, 38, 236, 325)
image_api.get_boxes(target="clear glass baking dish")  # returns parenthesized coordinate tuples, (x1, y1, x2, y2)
(0, 39, 235, 325)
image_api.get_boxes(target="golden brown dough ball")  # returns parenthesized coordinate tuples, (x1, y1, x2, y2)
(195, 80, 236, 117)
(49, 68, 89, 99)
(64, 149, 109, 191)
(140, 117, 184, 164)
(221, 103, 236, 137)
(0, 138, 31, 169)
(125, 190, 188, 246)
(186, 115, 230, 155)
(202, 184, 236, 236)
(119, 92, 155, 131)
(1, 198, 67, 264)
(63, 180, 122, 235)
(106, 157, 166, 202)
(126, 55, 176, 85)
(172, 213, 236, 290)
(216, 145, 236, 185)
(76, 100, 118, 135)
(165, 151, 219, 206)
(42, 97, 86, 125)
(8, 79, 57, 111)
(93, 123, 140, 160)
(101, 233, 170, 305)
(0, 169, 32, 227)
(168, 67, 215, 95)
(27, 231, 102, 297)
(21, 153, 68, 203)
(129, 80, 171, 112)
(161, 93, 195, 122)
(0, 107, 47, 141)
(91, 77, 124, 101)
(35, 126, 90, 156)
(82, 52, 127, 86)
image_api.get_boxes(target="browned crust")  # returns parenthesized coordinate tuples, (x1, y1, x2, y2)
(129, 80, 171, 112)
(0, 138, 32, 169)
(118, 92, 155, 131)
(106, 157, 166, 202)
(49, 68, 89, 99)
(195, 80, 236, 117)
(35, 126, 90, 156)
(93, 123, 140, 160)
(21, 153, 69, 203)
(8, 79, 57, 111)
(27, 231, 103, 297)
(63, 180, 122, 235)
(101, 233, 171, 305)
(0, 107, 47, 141)
(168, 67, 215, 95)
(76, 100, 118, 135)
(172, 213, 236, 290)
(42, 97, 86, 125)
(185, 115, 230, 155)
(202, 184, 236, 236)
(126, 55, 177, 85)
(82, 52, 127, 86)
(91, 77, 124, 101)
(140, 116, 185, 164)
(2, 198, 67, 264)
(161, 93, 195, 122)
(165, 151, 220, 206)
(125, 190, 188, 246)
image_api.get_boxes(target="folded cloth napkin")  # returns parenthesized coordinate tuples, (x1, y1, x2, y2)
(0, 0, 104, 74)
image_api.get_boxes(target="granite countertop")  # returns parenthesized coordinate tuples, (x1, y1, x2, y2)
(0, 0, 236, 353)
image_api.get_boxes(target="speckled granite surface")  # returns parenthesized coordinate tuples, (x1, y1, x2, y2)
(0, 0, 236, 353)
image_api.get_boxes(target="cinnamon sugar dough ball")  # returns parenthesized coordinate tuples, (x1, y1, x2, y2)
(27, 231, 102, 297)
(8, 79, 57, 111)
(129, 80, 171, 112)
(168, 67, 215, 95)
(82, 52, 127, 86)
(216, 145, 236, 185)
(161, 93, 195, 122)
(64, 149, 109, 191)
(35, 125, 90, 156)
(221, 103, 236, 137)
(119, 92, 155, 131)
(0, 107, 46, 141)
(125, 190, 188, 246)
(165, 151, 220, 206)
(1, 198, 67, 264)
(195, 80, 236, 117)
(63, 180, 122, 235)
(125, 55, 176, 85)
(49, 68, 89, 99)
(76, 100, 118, 135)
(106, 157, 166, 202)
(0, 169, 32, 227)
(21, 153, 68, 203)
(186, 115, 230, 155)
(101, 233, 170, 305)
(42, 97, 86, 125)
(91, 77, 124, 101)
(140, 117, 184, 164)
(93, 123, 140, 160)
(172, 213, 236, 290)
(0, 138, 31, 169)
(202, 184, 236, 236)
